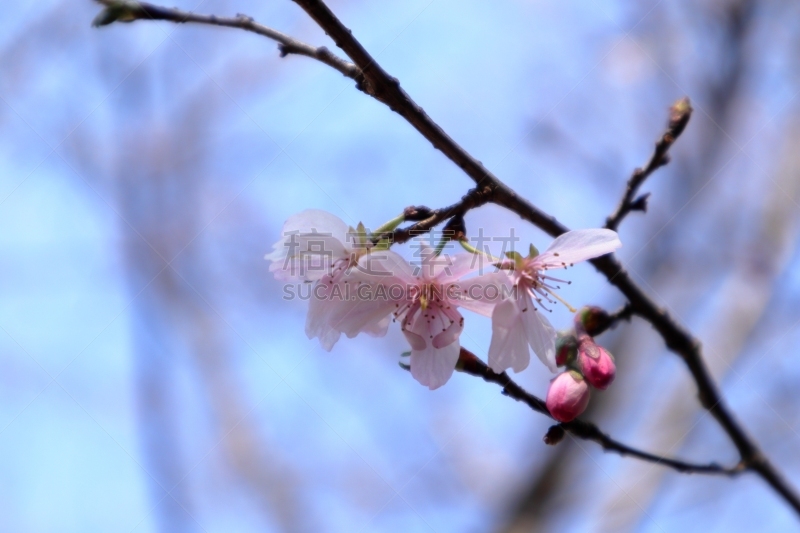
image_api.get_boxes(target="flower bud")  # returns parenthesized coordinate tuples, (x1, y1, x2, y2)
(575, 306, 612, 337)
(577, 338, 615, 390)
(555, 332, 578, 367)
(546, 370, 590, 422)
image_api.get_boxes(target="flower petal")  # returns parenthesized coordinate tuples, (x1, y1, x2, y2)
(537, 229, 621, 268)
(432, 252, 483, 281)
(457, 271, 511, 317)
(281, 209, 350, 244)
(487, 298, 531, 373)
(363, 315, 391, 338)
(333, 296, 397, 340)
(400, 303, 428, 350)
(304, 284, 343, 351)
(519, 292, 557, 372)
(403, 301, 456, 350)
(357, 249, 417, 285)
(432, 306, 463, 349)
(402, 326, 427, 351)
(409, 338, 460, 390)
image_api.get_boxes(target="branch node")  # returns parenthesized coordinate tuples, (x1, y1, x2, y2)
(544, 425, 566, 445)
(630, 193, 650, 213)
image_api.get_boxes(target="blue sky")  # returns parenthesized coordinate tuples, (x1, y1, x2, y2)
(1, 1, 799, 532)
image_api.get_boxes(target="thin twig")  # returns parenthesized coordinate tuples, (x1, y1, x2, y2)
(92, 0, 800, 515)
(456, 348, 744, 476)
(375, 185, 494, 245)
(92, 0, 359, 79)
(605, 97, 693, 230)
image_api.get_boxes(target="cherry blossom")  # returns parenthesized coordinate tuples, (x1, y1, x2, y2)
(266, 209, 360, 283)
(265, 209, 387, 350)
(350, 248, 505, 389)
(488, 229, 621, 374)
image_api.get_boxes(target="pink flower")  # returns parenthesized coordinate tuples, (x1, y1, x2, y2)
(546, 370, 590, 422)
(266, 209, 385, 350)
(352, 248, 505, 389)
(577, 338, 616, 390)
(488, 229, 621, 374)
(266, 209, 362, 283)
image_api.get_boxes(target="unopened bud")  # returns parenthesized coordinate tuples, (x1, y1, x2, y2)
(577, 338, 616, 390)
(555, 332, 578, 367)
(546, 370, 590, 423)
(668, 97, 692, 139)
(575, 306, 612, 337)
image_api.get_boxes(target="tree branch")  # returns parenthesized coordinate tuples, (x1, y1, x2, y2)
(605, 97, 693, 230)
(457, 348, 744, 476)
(92, 0, 800, 515)
(92, 0, 359, 79)
(375, 185, 494, 245)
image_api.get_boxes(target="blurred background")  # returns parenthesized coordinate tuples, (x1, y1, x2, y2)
(1, 0, 800, 531)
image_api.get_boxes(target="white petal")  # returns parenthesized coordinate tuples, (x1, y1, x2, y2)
(432, 253, 483, 281)
(520, 292, 557, 372)
(363, 315, 391, 338)
(334, 297, 397, 339)
(409, 339, 460, 390)
(305, 286, 343, 351)
(281, 209, 350, 245)
(457, 271, 512, 317)
(267, 210, 354, 282)
(402, 325, 427, 351)
(488, 298, 530, 373)
(268, 242, 347, 282)
(305, 277, 398, 341)
(538, 229, 621, 267)
(404, 302, 456, 349)
(357, 250, 417, 285)
(432, 305, 463, 349)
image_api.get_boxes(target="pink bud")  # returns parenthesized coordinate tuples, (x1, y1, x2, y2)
(577, 339, 616, 390)
(546, 370, 590, 422)
(555, 332, 578, 367)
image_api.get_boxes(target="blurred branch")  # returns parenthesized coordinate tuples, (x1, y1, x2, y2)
(92, 0, 800, 515)
(457, 348, 743, 476)
(605, 97, 693, 231)
(91, 0, 359, 79)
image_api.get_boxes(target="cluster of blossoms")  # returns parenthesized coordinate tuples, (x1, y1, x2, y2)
(546, 307, 618, 422)
(266, 209, 621, 402)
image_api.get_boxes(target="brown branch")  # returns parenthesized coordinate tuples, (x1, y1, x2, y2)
(91, 0, 359, 79)
(285, 1, 800, 512)
(605, 97, 693, 230)
(93, 0, 800, 515)
(375, 185, 494, 245)
(457, 348, 744, 476)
